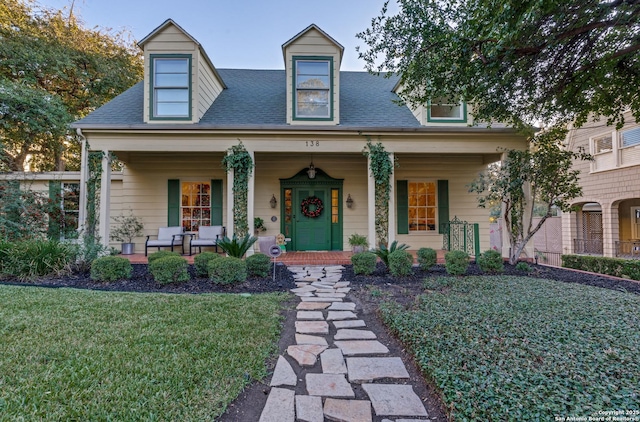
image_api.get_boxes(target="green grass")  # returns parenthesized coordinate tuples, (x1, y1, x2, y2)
(0, 286, 288, 421)
(379, 276, 640, 421)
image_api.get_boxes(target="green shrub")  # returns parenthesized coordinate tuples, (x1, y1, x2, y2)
(147, 250, 181, 264)
(149, 256, 189, 284)
(351, 251, 377, 275)
(477, 249, 504, 273)
(374, 240, 410, 268)
(388, 249, 414, 276)
(416, 247, 437, 270)
(217, 234, 257, 258)
(194, 252, 221, 277)
(515, 261, 532, 273)
(90, 256, 132, 281)
(208, 257, 247, 285)
(246, 253, 271, 277)
(445, 250, 469, 275)
(1, 240, 77, 280)
(562, 254, 640, 280)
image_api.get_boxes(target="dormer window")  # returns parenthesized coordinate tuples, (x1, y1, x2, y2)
(427, 98, 466, 123)
(293, 57, 333, 120)
(151, 54, 191, 119)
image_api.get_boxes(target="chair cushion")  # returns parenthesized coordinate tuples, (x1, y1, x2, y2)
(191, 239, 217, 247)
(198, 225, 224, 240)
(158, 226, 183, 241)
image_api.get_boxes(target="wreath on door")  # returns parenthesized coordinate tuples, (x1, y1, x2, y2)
(301, 196, 323, 218)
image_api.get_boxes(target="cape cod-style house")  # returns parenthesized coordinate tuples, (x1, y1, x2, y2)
(61, 19, 528, 254)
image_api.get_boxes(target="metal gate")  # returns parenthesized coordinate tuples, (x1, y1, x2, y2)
(441, 216, 480, 260)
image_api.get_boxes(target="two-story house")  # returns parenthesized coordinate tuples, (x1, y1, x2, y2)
(69, 19, 528, 254)
(562, 110, 640, 258)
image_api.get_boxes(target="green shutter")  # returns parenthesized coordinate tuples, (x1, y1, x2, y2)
(210, 179, 223, 225)
(438, 180, 449, 234)
(168, 179, 180, 226)
(48, 181, 61, 240)
(396, 180, 408, 235)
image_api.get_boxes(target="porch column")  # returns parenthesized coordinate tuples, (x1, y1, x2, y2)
(246, 150, 255, 256)
(226, 166, 234, 237)
(602, 201, 616, 257)
(98, 151, 111, 247)
(367, 156, 376, 249)
(77, 131, 88, 232)
(561, 209, 576, 255)
(387, 152, 395, 245)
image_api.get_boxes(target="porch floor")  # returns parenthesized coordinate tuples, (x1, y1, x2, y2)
(122, 250, 447, 266)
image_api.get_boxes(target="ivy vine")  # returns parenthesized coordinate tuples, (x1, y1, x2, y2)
(363, 138, 397, 246)
(222, 141, 253, 236)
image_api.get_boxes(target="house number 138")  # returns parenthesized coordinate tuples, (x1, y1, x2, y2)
(306, 141, 320, 147)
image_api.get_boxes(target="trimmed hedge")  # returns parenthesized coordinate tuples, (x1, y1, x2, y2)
(477, 249, 504, 273)
(445, 250, 469, 275)
(149, 256, 189, 284)
(416, 247, 437, 271)
(351, 252, 377, 275)
(147, 250, 182, 264)
(388, 249, 414, 276)
(208, 257, 247, 284)
(562, 254, 640, 280)
(90, 256, 132, 281)
(194, 252, 221, 277)
(246, 253, 271, 277)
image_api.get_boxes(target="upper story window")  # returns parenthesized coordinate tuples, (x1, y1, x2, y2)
(593, 134, 613, 154)
(621, 127, 640, 148)
(151, 55, 191, 119)
(293, 57, 332, 120)
(427, 97, 467, 123)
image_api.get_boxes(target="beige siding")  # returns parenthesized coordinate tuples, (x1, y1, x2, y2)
(284, 28, 342, 125)
(394, 155, 493, 251)
(196, 50, 225, 120)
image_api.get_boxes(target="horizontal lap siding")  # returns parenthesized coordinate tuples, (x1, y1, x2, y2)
(197, 51, 224, 120)
(394, 155, 492, 251)
(119, 153, 226, 244)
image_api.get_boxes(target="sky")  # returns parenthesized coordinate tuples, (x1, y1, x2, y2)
(35, 0, 397, 71)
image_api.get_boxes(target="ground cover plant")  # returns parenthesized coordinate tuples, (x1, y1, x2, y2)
(378, 275, 640, 420)
(0, 285, 287, 421)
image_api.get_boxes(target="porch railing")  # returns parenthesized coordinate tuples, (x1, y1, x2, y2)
(534, 249, 562, 267)
(573, 238, 603, 255)
(615, 241, 640, 259)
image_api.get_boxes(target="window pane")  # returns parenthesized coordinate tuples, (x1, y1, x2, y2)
(156, 102, 189, 117)
(408, 181, 437, 232)
(297, 91, 329, 117)
(155, 73, 188, 87)
(155, 59, 188, 73)
(181, 182, 211, 231)
(297, 61, 329, 76)
(621, 128, 640, 148)
(431, 104, 462, 118)
(297, 75, 330, 89)
(156, 89, 189, 102)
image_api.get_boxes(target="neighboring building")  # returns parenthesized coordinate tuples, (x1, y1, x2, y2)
(62, 19, 528, 254)
(562, 110, 640, 258)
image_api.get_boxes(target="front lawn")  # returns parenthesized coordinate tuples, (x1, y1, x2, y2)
(379, 276, 640, 420)
(0, 286, 287, 421)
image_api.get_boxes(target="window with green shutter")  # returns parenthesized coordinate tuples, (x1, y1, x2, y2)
(396, 179, 449, 234)
(168, 179, 223, 230)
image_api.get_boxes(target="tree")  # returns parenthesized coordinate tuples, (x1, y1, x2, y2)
(468, 128, 591, 264)
(357, 0, 640, 130)
(0, 0, 143, 171)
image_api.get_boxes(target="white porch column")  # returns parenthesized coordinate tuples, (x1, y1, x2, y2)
(226, 167, 234, 238)
(246, 150, 255, 255)
(602, 201, 616, 257)
(98, 151, 111, 247)
(367, 156, 376, 249)
(77, 131, 88, 232)
(387, 152, 395, 245)
(561, 210, 576, 255)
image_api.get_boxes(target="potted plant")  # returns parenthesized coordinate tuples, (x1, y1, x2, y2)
(110, 211, 144, 255)
(348, 233, 368, 253)
(254, 217, 267, 234)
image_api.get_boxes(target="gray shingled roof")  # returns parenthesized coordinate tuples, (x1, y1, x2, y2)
(74, 69, 421, 129)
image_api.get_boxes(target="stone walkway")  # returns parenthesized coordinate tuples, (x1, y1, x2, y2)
(259, 265, 430, 422)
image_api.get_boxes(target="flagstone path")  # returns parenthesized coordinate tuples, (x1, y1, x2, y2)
(259, 265, 431, 422)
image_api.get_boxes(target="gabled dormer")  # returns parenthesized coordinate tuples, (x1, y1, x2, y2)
(282, 25, 343, 125)
(392, 81, 472, 126)
(138, 19, 226, 124)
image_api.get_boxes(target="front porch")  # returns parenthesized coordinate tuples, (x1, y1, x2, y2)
(121, 250, 448, 266)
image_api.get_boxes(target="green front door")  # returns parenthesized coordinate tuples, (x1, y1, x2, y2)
(295, 188, 331, 251)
